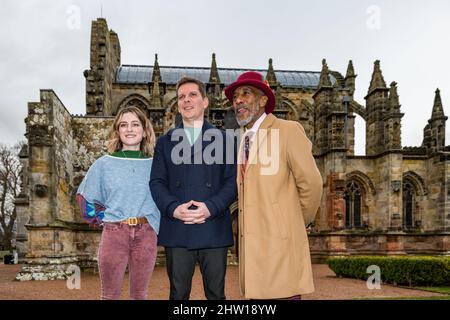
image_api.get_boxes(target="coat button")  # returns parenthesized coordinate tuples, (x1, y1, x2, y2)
(206, 182, 212, 188)
(176, 181, 181, 187)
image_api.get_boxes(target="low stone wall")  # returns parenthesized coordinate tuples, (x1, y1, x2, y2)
(309, 232, 450, 263)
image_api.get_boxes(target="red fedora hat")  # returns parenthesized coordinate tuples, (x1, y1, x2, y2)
(224, 71, 276, 114)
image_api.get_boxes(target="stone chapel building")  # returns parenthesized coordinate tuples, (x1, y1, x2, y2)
(14, 18, 450, 280)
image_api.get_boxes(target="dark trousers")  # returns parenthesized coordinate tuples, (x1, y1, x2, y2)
(165, 247, 228, 300)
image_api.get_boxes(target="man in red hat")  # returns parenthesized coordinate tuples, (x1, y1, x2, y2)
(225, 71, 323, 299)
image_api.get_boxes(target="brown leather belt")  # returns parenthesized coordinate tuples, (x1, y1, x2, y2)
(119, 217, 148, 226)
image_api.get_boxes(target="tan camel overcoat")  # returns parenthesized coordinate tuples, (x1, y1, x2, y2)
(237, 113, 323, 299)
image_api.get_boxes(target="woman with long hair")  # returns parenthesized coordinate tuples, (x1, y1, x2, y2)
(77, 106, 160, 300)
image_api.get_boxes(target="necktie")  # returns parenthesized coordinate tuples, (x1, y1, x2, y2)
(244, 135, 250, 164)
(241, 132, 253, 177)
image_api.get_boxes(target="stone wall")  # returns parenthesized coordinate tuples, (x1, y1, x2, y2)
(426, 154, 448, 231)
(18, 90, 116, 279)
(310, 233, 450, 263)
(52, 93, 76, 224)
(26, 90, 56, 229)
(313, 152, 450, 234)
(376, 153, 403, 230)
(72, 116, 113, 188)
(445, 157, 450, 230)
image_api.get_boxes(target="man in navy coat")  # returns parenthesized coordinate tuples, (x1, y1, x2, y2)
(150, 76, 237, 300)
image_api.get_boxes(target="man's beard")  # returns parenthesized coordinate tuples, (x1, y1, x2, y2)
(235, 103, 259, 127)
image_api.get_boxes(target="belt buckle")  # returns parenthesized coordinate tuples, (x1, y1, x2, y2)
(127, 217, 138, 226)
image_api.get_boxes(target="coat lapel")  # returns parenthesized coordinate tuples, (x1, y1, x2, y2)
(247, 113, 276, 169)
(168, 123, 190, 163)
(237, 127, 245, 184)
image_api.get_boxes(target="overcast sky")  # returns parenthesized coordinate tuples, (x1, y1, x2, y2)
(1, 0, 449, 154)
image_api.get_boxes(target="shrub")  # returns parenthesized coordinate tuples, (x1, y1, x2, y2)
(326, 255, 450, 287)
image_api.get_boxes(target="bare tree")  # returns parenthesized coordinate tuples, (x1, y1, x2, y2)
(0, 142, 23, 251)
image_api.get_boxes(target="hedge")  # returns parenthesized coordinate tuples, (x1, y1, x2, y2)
(327, 255, 450, 287)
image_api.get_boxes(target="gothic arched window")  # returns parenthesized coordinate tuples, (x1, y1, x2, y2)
(344, 181, 362, 228)
(403, 182, 415, 229)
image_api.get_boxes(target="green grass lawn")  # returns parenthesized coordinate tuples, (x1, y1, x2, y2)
(355, 287, 450, 300)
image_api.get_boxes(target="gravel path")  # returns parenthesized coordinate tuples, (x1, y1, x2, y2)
(0, 264, 445, 300)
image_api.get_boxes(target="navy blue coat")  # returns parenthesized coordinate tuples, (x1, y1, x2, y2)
(150, 121, 237, 250)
